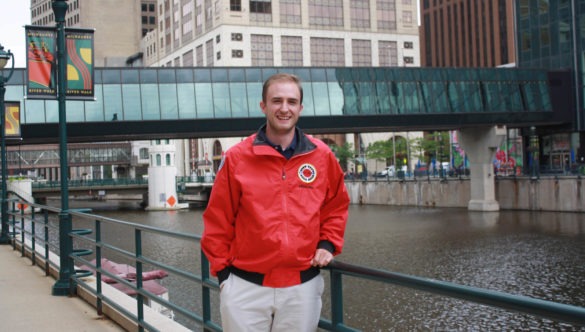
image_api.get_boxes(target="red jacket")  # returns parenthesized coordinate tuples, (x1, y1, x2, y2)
(201, 128, 349, 287)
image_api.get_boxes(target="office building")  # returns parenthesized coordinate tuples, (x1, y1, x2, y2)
(515, 0, 583, 173)
(420, 0, 515, 67)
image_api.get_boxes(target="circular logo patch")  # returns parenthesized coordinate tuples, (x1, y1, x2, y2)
(298, 163, 317, 183)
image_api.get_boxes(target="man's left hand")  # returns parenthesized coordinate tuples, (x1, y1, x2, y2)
(311, 248, 333, 267)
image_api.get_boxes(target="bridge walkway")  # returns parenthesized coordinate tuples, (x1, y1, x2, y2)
(0, 245, 124, 331)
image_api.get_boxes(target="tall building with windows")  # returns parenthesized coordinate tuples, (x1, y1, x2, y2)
(419, 0, 515, 67)
(143, 0, 419, 68)
(142, 0, 421, 176)
(515, 0, 584, 172)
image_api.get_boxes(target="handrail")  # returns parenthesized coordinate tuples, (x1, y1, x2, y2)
(323, 261, 585, 329)
(3, 196, 585, 331)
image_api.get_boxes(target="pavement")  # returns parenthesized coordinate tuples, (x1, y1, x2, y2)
(0, 245, 125, 332)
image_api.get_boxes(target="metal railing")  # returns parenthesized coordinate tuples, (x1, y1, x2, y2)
(3, 196, 585, 331)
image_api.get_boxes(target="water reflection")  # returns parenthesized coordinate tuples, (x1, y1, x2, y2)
(63, 200, 585, 331)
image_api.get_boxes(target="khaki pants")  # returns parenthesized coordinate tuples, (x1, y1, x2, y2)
(220, 273, 324, 332)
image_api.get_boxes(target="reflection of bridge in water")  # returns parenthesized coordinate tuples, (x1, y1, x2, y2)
(31, 177, 213, 204)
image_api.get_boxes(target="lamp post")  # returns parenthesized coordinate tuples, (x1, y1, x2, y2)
(52, 0, 74, 296)
(0, 44, 15, 244)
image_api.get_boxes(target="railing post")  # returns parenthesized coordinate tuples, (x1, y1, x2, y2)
(330, 268, 345, 329)
(43, 209, 49, 276)
(201, 251, 212, 331)
(135, 229, 145, 332)
(31, 205, 36, 265)
(95, 220, 103, 316)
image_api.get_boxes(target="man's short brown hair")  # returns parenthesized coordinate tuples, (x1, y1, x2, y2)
(262, 73, 303, 104)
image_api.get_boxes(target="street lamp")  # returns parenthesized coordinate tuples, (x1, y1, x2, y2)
(0, 44, 15, 244)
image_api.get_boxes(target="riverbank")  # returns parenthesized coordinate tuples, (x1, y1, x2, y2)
(345, 176, 585, 212)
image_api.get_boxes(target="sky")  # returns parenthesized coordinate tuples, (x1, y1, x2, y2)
(0, 1, 31, 68)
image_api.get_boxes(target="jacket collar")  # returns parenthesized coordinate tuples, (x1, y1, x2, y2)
(253, 125, 316, 156)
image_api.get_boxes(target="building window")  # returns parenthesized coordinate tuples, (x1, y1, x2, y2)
(250, 0, 272, 22)
(379, 40, 398, 66)
(216, 34, 221, 43)
(206, 39, 214, 66)
(156, 154, 162, 166)
(139, 148, 149, 160)
(217, 51, 221, 60)
(183, 50, 194, 66)
(166, 154, 171, 166)
(281, 36, 303, 66)
(377, 0, 396, 31)
(280, 0, 301, 24)
(350, 0, 370, 29)
(230, 0, 242, 11)
(309, 0, 343, 27)
(402, 10, 413, 25)
(352, 39, 371, 66)
(251, 34, 274, 66)
(250, 0, 271, 13)
(196, 45, 204, 66)
(310, 37, 345, 66)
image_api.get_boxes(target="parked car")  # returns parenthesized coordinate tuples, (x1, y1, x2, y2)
(375, 165, 407, 178)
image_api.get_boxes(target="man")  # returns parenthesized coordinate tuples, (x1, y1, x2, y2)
(201, 73, 350, 331)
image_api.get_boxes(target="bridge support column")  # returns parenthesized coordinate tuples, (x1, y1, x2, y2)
(457, 126, 506, 212)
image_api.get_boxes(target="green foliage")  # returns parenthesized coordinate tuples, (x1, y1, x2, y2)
(330, 142, 355, 171)
(365, 132, 450, 167)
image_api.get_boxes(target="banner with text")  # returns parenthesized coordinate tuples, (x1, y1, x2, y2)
(26, 26, 57, 99)
(65, 28, 94, 100)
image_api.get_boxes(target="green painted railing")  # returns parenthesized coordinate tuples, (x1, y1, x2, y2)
(3, 196, 585, 331)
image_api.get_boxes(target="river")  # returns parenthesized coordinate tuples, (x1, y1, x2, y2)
(63, 200, 585, 331)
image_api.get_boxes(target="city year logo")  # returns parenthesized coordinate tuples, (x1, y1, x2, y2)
(298, 163, 317, 183)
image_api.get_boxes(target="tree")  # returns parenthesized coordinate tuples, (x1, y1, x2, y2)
(330, 142, 355, 172)
(365, 136, 410, 167)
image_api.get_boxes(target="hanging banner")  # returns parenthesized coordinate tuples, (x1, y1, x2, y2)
(25, 26, 57, 99)
(4, 101, 21, 137)
(65, 28, 94, 100)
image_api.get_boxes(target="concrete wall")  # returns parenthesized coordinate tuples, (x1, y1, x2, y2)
(345, 177, 585, 212)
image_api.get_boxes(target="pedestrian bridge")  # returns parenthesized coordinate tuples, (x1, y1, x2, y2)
(4, 67, 572, 145)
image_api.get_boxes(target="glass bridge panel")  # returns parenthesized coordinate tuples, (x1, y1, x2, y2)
(230, 82, 250, 118)
(312, 82, 331, 116)
(328, 81, 344, 115)
(122, 84, 141, 120)
(5, 67, 555, 126)
(85, 85, 104, 121)
(141, 84, 160, 120)
(212, 82, 231, 118)
(45, 100, 58, 122)
(195, 83, 213, 118)
(66, 99, 85, 121)
(246, 82, 262, 117)
(177, 83, 196, 119)
(160, 83, 179, 119)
